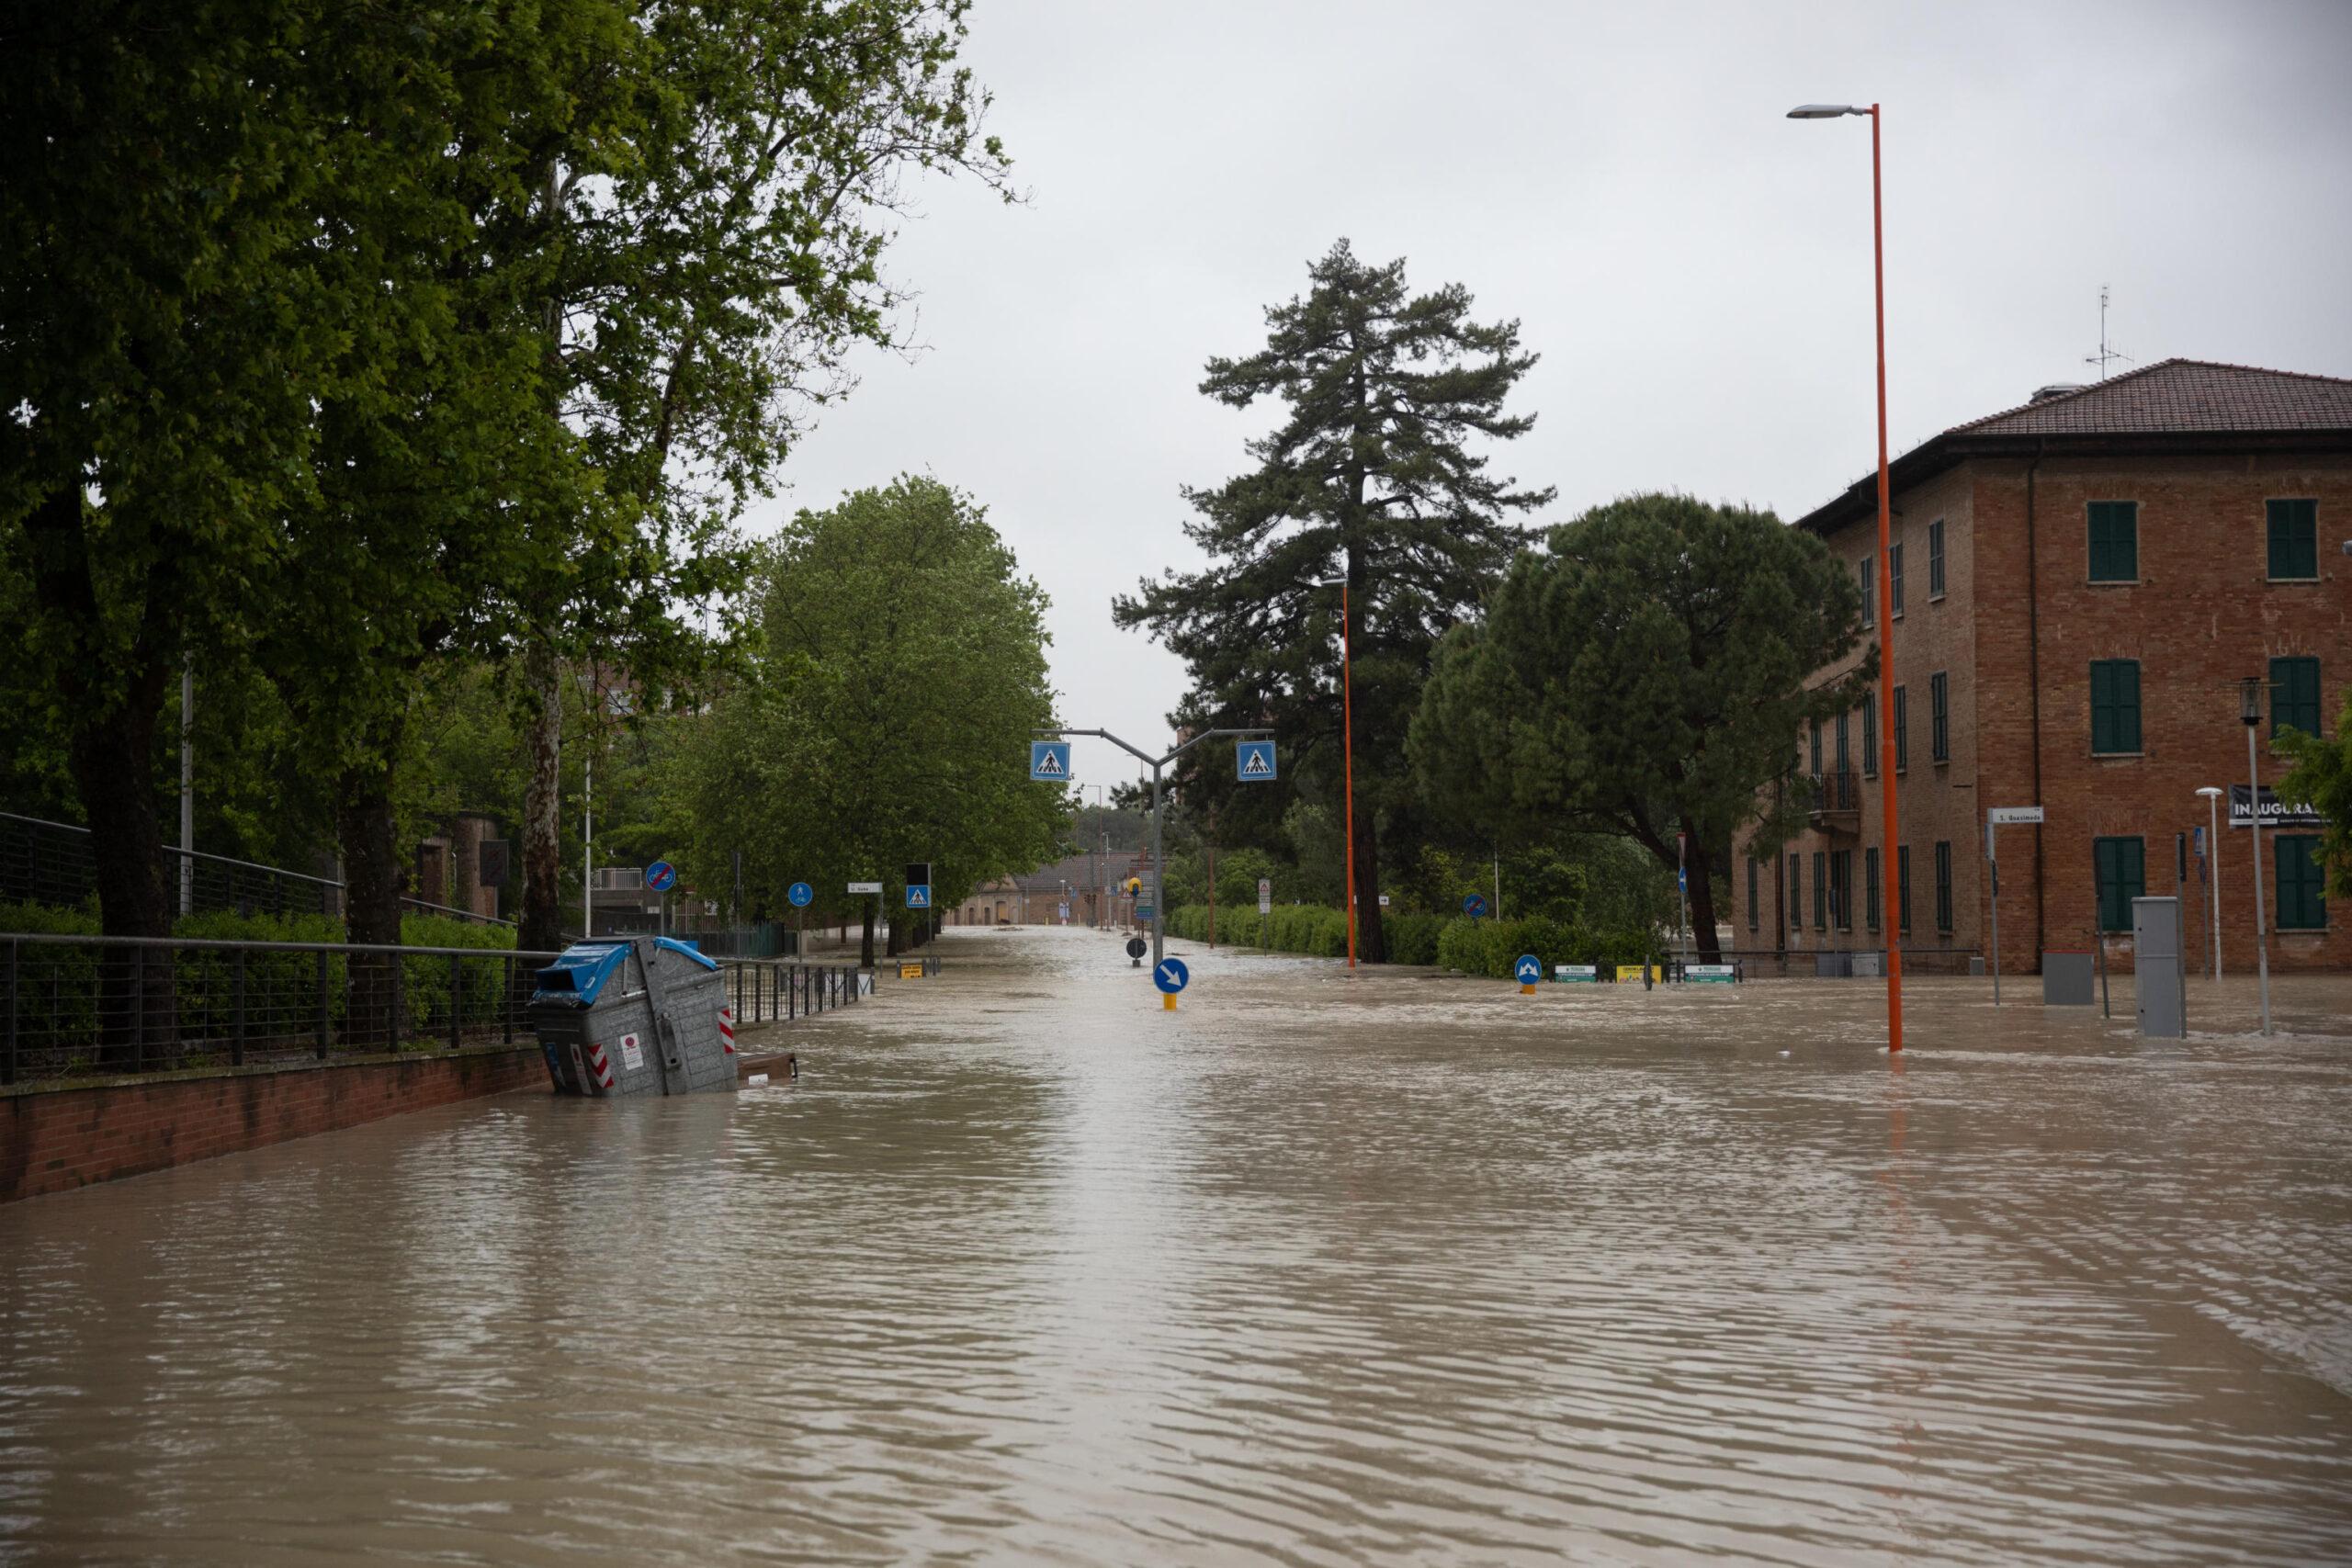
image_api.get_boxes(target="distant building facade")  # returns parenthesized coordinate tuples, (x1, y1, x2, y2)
(1731, 360, 2349, 973)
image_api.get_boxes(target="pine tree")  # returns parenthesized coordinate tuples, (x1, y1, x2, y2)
(1114, 240, 1551, 961)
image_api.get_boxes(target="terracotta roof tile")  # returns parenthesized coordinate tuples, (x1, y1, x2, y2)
(1949, 358, 2352, 436)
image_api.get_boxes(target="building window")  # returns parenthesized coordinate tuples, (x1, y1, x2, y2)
(1865, 846, 1882, 932)
(1789, 852, 1803, 929)
(1893, 685, 1908, 773)
(2094, 836, 2145, 932)
(1933, 841, 1953, 933)
(2267, 499, 2319, 581)
(1861, 694, 1878, 778)
(1813, 851, 1826, 931)
(1928, 519, 1946, 598)
(1810, 718, 1823, 776)
(1897, 845, 1912, 936)
(2271, 656, 2322, 739)
(1834, 850, 1855, 931)
(2090, 660, 2143, 754)
(1860, 556, 1874, 627)
(1835, 710, 1849, 771)
(2087, 500, 2139, 582)
(1747, 858, 1759, 931)
(1929, 671, 1950, 762)
(1890, 542, 1905, 617)
(2276, 835, 2327, 930)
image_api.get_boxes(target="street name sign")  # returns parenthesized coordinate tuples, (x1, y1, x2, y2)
(786, 881, 814, 908)
(847, 880, 883, 895)
(1987, 806, 2044, 827)
(1029, 741, 1071, 781)
(1236, 740, 1277, 781)
(645, 860, 677, 893)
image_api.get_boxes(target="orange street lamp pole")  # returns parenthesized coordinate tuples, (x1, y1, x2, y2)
(1318, 575, 1358, 967)
(1791, 99, 1903, 1052)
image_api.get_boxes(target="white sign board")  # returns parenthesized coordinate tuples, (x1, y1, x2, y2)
(847, 880, 883, 894)
(619, 1033, 645, 1071)
(1987, 806, 2044, 826)
(1257, 878, 1272, 916)
(1378, 894, 1391, 907)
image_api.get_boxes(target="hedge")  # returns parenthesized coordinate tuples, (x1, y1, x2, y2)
(1432, 915, 1657, 979)
(1161, 904, 1448, 964)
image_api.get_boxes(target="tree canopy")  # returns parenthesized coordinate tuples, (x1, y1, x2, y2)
(1114, 240, 1550, 961)
(1409, 492, 1871, 961)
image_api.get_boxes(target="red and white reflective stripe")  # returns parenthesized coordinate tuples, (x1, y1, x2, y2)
(718, 1006, 736, 1054)
(587, 1042, 615, 1089)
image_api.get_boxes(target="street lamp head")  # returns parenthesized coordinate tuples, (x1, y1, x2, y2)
(2196, 785, 2224, 799)
(1787, 103, 1867, 118)
(2239, 676, 2266, 727)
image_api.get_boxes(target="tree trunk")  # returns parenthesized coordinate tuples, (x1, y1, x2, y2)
(518, 637, 565, 954)
(885, 889, 904, 958)
(1352, 818, 1389, 964)
(859, 900, 876, 968)
(1682, 818, 1724, 964)
(337, 754, 405, 1049)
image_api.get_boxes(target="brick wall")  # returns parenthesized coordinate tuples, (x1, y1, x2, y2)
(1, 1045, 552, 1204)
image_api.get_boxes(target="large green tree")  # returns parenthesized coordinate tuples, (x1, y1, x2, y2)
(512, 0, 1015, 953)
(1410, 492, 1871, 962)
(678, 477, 1065, 966)
(1114, 240, 1551, 962)
(2278, 691, 2352, 900)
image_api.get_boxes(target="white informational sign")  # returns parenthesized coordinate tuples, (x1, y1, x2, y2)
(1555, 964, 1600, 982)
(1685, 964, 1737, 984)
(847, 880, 883, 895)
(619, 1033, 645, 1071)
(1258, 878, 1272, 915)
(1378, 894, 1391, 907)
(1987, 806, 2044, 827)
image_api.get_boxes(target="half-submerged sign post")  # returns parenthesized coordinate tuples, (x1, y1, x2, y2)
(787, 878, 813, 954)
(1984, 805, 2044, 1005)
(1153, 954, 1189, 1012)
(1515, 953, 1544, 995)
(1031, 726, 1275, 973)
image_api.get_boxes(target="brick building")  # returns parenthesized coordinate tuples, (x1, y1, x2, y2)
(1731, 360, 2349, 974)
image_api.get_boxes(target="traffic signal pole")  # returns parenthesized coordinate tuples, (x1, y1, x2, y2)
(1036, 726, 1272, 969)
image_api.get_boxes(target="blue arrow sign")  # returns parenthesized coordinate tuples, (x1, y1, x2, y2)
(646, 860, 677, 893)
(1677, 866, 1687, 894)
(1463, 893, 1488, 919)
(786, 881, 813, 908)
(1029, 740, 1071, 781)
(1514, 953, 1543, 985)
(1236, 740, 1277, 782)
(1153, 956, 1189, 995)
(906, 884, 931, 908)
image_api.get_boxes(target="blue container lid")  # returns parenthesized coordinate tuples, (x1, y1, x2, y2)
(530, 937, 719, 1008)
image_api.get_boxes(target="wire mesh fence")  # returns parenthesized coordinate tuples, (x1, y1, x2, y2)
(1716, 946, 1984, 978)
(0, 936, 880, 1087)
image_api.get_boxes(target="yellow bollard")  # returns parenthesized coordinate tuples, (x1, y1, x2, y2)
(1163, 992, 1178, 1011)
(1520, 982, 1535, 995)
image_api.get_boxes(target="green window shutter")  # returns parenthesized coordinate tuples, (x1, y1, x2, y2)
(1928, 520, 1946, 596)
(1896, 845, 1911, 934)
(1861, 694, 1877, 776)
(2087, 501, 2138, 581)
(1890, 543, 1905, 615)
(2276, 836, 2326, 929)
(1789, 853, 1802, 926)
(1836, 710, 1849, 770)
(1859, 557, 1874, 627)
(1747, 859, 1759, 931)
(1813, 851, 1826, 929)
(1893, 686, 1907, 772)
(1933, 841, 1952, 931)
(2090, 660, 2142, 753)
(1865, 846, 1881, 931)
(2270, 656, 2321, 738)
(2094, 837, 2146, 932)
(1929, 671, 1950, 761)
(2268, 499, 2318, 579)
(1810, 719, 1823, 775)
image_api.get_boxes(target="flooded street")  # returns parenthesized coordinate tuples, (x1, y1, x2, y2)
(4, 924, 2349, 1564)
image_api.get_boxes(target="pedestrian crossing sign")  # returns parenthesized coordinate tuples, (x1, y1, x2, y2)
(1030, 740, 1070, 781)
(906, 884, 931, 908)
(1236, 740, 1277, 781)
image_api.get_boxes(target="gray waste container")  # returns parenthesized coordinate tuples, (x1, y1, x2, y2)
(529, 937, 738, 1097)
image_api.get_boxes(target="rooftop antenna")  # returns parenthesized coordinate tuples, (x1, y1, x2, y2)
(2085, 285, 2133, 380)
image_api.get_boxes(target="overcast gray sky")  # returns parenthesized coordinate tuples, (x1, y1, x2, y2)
(751, 0, 2352, 794)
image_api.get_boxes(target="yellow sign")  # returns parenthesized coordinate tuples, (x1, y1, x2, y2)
(899, 962, 924, 980)
(1615, 964, 1658, 983)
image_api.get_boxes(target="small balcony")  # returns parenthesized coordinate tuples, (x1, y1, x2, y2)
(1807, 768, 1860, 831)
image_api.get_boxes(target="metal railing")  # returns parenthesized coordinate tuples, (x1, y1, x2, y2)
(0, 937, 882, 1088)
(1807, 769, 1860, 820)
(0, 812, 511, 927)
(1717, 945, 1983, 978)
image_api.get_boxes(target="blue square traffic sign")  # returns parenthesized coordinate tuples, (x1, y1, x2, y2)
(1236, 740, 1276, 782)
(1030, 741, 1071, 781)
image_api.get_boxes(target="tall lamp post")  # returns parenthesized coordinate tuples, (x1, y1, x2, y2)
(1790, 99, 1903, 1053)
(2195, 785, 2224, 983)
(2240, 678, 2273, 1035)
(1317, 577, 1358, 968)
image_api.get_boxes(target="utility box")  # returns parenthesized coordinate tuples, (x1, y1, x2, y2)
(2043, 951, 2096, 1007)
(2132, 897, 2188, 1039)
(1850, 951, 1880, 978)
(529, 937, 736, 1097)
(1814, 953, 1851, 979)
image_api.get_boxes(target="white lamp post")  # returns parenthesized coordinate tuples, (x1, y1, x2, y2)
(2239, 679, 2272, 1035)
(2195, 785, 2222, 983)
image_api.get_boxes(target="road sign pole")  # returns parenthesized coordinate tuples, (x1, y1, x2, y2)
(1149, 759, 1165, 969)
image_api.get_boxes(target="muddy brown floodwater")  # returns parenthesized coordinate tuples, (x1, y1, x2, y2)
(3, 925, 2349, 1565)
